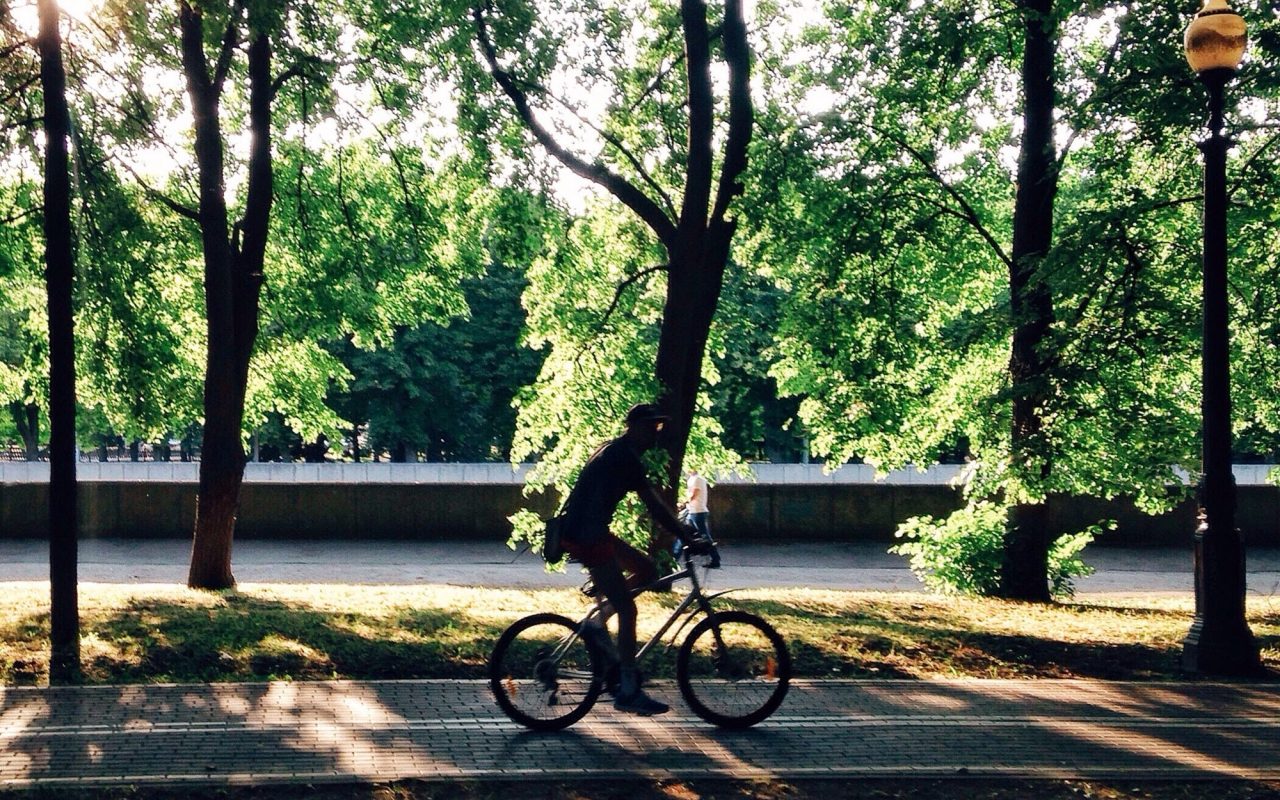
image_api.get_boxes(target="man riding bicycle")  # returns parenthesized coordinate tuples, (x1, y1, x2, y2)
(558, 402, 708, 716)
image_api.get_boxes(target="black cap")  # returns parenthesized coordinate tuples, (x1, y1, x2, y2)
(625, 403, 669, 427)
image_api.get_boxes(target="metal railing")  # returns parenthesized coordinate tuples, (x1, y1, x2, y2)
(1, 444, 199, 463)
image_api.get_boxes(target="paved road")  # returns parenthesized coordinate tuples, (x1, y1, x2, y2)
(3, 539, 1280, 594)
(3, 679, 1279, 788)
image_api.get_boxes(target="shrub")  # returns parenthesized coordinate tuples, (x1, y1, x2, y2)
(889, 500, 1107, 599)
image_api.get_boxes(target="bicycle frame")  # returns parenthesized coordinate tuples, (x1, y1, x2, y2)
(490, 540, 790, 731)
(580, 548, 732, 668)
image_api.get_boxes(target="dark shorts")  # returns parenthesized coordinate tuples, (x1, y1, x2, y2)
(562, 533, 619, 568)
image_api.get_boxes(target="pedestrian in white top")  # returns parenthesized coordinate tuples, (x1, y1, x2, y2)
(678, 468, 720, 568)
(686, 468, 709, 515)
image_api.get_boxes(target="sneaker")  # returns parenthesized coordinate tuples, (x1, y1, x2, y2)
(613, 688, 669, 716)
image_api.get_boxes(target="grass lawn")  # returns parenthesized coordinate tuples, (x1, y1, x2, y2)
(2, 582, 1279, 684)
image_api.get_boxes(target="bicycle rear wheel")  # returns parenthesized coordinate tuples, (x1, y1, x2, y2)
(489, 613, 603, 731)
(676, 610, 790, 729)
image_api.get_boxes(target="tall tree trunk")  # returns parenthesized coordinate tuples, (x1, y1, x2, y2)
(1001, 0, 1059, 602)
(654, 231, 732, 492)
(37, 0, 80, 683)
(182, 3, 273, 589)
(475, 0, 751, 496)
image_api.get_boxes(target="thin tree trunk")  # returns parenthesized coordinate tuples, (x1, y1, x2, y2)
(1001, 0, 1059, 602)
(181, 3, 273, 589)
(37, 0, 80, 683)
(183, 0, 240, 589)
(9, 401, 41, 460)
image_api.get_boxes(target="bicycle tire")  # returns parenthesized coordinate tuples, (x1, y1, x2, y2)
(489, 613, 604, 731)
(676, 610, 790, 729)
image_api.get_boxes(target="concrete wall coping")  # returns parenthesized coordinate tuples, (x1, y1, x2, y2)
(1, 461, 1276, 486)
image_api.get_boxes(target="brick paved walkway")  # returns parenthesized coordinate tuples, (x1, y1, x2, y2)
(3, 679, 1279, 788)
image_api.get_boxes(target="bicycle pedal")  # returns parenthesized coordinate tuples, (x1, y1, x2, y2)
(580, 580, 600, 598)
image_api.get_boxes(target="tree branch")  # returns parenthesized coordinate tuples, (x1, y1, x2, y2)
(336, 146, 359, 236)
(905, 189, 988, 230)
(236, 30, 272, 278)
(1229, 132, 1280, 201)
(212, 0, 245, 92)
(1, 116, 42, 133)
(1, 204, 42, 226)
(0, 75, 40, 108)
(573, 263, 670, 373)
(1057, 30, 1123, 171)
(370, 82, 425, 225)
(627, 24, 694, 112)
(709, 0, 751, 227)
(270, 55, 328, 101)
(599, 264, 668, 328)
(115, 158, 200, 222)
(1, 40, 31, 61)
(874, 125, 1013, 269)
(472, 4, 676, 247)
(515, 76, 677, 219)
(679, 0, 714, 231)
(179, 1, 214, 100)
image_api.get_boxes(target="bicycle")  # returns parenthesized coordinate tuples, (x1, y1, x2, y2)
(488, 540, 791, 731)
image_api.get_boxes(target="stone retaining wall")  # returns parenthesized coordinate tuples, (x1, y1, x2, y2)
(0, 463, 1276, 545)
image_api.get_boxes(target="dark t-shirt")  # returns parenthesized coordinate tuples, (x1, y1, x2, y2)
(562, 437, 648, 544)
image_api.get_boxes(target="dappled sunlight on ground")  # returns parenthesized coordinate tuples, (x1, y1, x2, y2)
(2, 583, 1277, 684)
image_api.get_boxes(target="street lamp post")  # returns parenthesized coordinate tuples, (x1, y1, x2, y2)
(1180, 0, 1261, 675)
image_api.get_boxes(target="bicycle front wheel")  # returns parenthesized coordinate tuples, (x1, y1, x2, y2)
(676, 610, 791, 729)
(489, 613, 603, 731)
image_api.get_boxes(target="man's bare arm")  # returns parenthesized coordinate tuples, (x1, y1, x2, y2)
(638, 482, 690, 540)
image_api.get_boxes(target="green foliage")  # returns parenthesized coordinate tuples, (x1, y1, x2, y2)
(0, 180, 46, 415)
(35, 0, 487, 456)
(706, 264, 807, 462)
(328, 257, 544, 461)
(750, 0, 1280, 536)
(73, 145, 205, 443)
(506, 200, 672, 557)
(890, 501, 1105, 599)
(506, 197, 748, 558)
(251, 138, 485, 446)
(509, 200, 669, 487)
